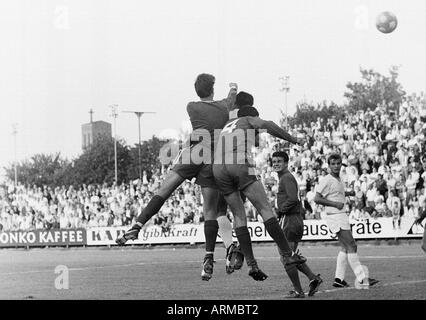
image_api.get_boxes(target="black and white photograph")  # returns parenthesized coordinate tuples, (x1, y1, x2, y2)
(0, 0, 425, 315)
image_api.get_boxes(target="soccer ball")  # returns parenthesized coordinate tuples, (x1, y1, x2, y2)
(376, 11, 398, 34)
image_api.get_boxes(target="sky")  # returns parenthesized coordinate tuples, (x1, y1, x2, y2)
(0, 0, 425, 180)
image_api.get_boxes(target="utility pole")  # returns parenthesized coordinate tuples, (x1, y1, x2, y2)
(12, 123, 18, 186)
(122, 110, 156, 181)
(279, 75, 290, 128)
(109, 104, 118, 186)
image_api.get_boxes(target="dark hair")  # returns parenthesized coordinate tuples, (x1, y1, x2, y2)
(235, 91, 254, 107)
(327, 153, 342, 164)
(272, 151, 289, 162)
(237, 106, 259, 117)
(194, 73, 215, 98)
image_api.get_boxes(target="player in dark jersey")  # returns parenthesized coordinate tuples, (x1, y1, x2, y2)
(116, 73, 238, 281)
(272, 151, 322, 298)
(216, 92, 256, 274)
(212, 101, 307, 282)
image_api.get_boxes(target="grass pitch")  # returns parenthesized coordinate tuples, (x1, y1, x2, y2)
(1, 241, 425, 300)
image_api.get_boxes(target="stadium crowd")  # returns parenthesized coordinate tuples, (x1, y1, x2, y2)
(1, 94, 426, 232)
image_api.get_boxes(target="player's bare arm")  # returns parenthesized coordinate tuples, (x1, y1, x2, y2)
(314, 192, 344, 210)
(247, 116, 303, 145)
(225, 83, 238, 112)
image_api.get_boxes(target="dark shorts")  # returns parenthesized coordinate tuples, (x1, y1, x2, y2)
(171, 147, 217, 189)
(280, 213, 304, 242)
(194, 164, 218, 189)
(212, 163, 258, 195)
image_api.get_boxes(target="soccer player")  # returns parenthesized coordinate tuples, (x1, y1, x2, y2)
(218, 91, 255, 272)
(314, 153, 379, 289)
(213, 102, 307, 282)
(116, 73, 239, 280)
(272, 151, 323, 298)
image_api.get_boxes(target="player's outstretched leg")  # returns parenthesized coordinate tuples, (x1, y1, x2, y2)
(234, 226, 268, 281)
(200, 187, 220, 281)
(116, 195, 166, 245)
(116, 171, 184, 246)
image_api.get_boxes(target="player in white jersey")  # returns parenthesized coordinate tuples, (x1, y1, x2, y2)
(314, 153, 379, 289)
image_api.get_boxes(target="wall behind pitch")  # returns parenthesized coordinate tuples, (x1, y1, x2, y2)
(85, 217, 423, 246)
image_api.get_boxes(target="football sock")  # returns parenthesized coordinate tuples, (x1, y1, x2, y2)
(335, 251, 348, 281)
(264, 218, 292, 256)
(235, 226, 255, 266)
(296, 262, 316, 281)
(217, 215, 234, 249)
(204, 220, 219, 253)
(135, 195, 166, 226)
(283, 259, 303, 293)
(347, 253, 367, 282)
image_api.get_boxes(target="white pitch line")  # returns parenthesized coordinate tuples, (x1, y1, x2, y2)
(1, 255, 424, 276)
(0, 262, 149, 275)
(316, 279, 426, 295)
(258, 255, 424, 261)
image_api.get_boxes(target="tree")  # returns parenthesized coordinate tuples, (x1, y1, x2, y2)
(287, 100, 345, 128)
(3, 153, 71, 187)
(70, 135, 131, 185)
(126, 136, 169, 181)
(344, 66, 406, 113)
(3, 135, 169, 187)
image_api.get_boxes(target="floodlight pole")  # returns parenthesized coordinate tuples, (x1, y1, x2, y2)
(12, 123, 18, 186)
(109, 104, 118, 186)
(122, 110, 156, 181)
(279, 76, 290, 128)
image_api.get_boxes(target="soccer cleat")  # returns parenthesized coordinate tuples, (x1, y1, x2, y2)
(284, 252, 307, 266)
(368, 278, 379, 287)
(225, 244, 236, 274)
(308, 274, 323, 296)
(285, 290, 305, 299)
(333, 278, 350, 288)
(355, 278, 370, 290)
(201, 255, 214, 281)
(233, 244, 245, 270)
(115, 226, 140, 246)
(354, 265, 371, 290)
(248, 260, 268, 281)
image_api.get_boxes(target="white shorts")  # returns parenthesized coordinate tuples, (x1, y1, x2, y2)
(323, 213, 351, 234)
